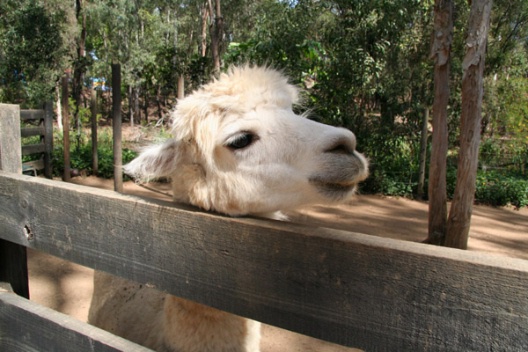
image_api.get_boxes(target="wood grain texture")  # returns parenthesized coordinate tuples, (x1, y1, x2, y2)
(0, 104, 29, 298)
(43, 102, 53, 178)
(0, 291, 152, 352)
(0, 172, 527, 351)
(20, 109, 44, 121)
(21, 144, 46, 156)
(0, 104, 21, 174)
(21, 126, 46, 138)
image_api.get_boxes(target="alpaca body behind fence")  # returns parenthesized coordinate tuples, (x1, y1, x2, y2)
(88, 66, 368, 351)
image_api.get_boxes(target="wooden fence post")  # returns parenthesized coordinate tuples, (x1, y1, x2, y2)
(43, 101, 54, 179)
(0, 104, 29, 298)
(112, 63, 123, 193)
(91, 89, 98, 176)
(62, 74, 71, 182)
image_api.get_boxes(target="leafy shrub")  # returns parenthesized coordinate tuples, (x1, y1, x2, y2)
(360, 133, 419, 197)
(361, 170, 416, 197)
(475, 171, 528, 208)
(52, 130, 137, 179)
(443, 167, 527, 208)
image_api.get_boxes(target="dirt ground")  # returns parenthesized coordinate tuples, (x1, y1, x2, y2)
(27, 176, 528, 352)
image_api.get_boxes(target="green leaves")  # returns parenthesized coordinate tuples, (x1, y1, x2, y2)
(0, 1, 69, 106)
(475, 171, 528, 209)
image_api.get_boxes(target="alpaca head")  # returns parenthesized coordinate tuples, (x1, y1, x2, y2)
(125, 66, 368, 216)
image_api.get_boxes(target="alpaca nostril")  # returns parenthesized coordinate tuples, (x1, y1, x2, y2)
(326, 143, 350, 154)
(324, 136, 356, 155)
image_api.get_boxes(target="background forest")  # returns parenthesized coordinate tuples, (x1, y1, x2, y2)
(0, 0, 527, 207)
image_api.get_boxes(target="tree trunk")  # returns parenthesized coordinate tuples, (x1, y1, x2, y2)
(134, 86, 140, 124)
(417, 107, 429, 200)
(424, 0, 453, 245)
(208, 0, 223, 72)
(156, 85, 163, 121)
(177, 75, 185, 99)
(143, 88, 149, 124)
(445, 0, 493, 249)
(72, 0, 86, 131)
(201, 3, 208, 58)
(56, 82, 63, 131)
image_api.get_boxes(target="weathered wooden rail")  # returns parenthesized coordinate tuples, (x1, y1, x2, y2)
(20, 102, 53, 178)
(1, 103, 528, 351)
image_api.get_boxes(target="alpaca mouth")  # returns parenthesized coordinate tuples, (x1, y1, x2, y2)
(309, 178, 359, 199)
(309, 153, 368, 199)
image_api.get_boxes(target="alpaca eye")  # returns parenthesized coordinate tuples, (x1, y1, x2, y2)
(226, 132, 256, 150)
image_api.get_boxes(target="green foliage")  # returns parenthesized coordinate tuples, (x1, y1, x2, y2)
(52, 129, 137, 179)
(68, 97, 92, 126)
(0, 0, 72, 106)
(475, 171, 528, 209)
(2, 0, 527, 208)
(360, 134, 419, 197)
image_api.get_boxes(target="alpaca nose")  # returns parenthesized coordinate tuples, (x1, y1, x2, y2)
(323, 131, 357, 155)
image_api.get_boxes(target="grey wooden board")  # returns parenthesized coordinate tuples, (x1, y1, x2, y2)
(0, 172, 527, 351)
(20, 109, 44, 121)
(0, 104, 29, 298)
(0, 290, 152, 352)
(0, 104, 22, 174)
(21, 126, 45, 138)
(21, 144, 46, 156)
(42, 102, 53, 179)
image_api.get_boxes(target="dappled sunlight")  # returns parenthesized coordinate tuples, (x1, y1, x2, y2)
(28, 249, 94, 322)
(287, 196, 429, 243)
(468, 206, 528, 260)
(261, 325, 362, 352)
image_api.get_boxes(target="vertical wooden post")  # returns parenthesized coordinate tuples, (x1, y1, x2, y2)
(0, 104, 22, 173)
(177, 75, 185, 99)
(0, 104, 29, 298)
(43, 101, 53, 179)
(417, 107, 429, 200)
(91, 89, 98, 176)
(128, 85, 134, 127)
(112, 63, 123, 193)
(62, 74, 71, 182)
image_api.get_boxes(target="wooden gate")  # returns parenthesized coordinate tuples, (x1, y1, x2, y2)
(20, 102, 53, 178)
(1, 104, 527, 351)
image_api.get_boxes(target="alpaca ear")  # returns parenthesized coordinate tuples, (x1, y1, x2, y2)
(123, 139, 182, 181)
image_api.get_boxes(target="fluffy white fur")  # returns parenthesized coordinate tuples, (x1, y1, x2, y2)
(88, 66, 368, 352)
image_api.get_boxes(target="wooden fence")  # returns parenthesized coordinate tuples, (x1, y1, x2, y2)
(1, 103, 528, 351)
(20, 102, 53, 178)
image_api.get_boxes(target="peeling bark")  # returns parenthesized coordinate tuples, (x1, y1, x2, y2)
(445, 0, 493, 249)
(425, 0, 453, 245)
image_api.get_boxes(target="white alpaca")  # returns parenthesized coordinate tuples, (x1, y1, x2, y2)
(88, 66, 368, 352)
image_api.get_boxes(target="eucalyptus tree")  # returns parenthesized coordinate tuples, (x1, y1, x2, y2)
(483, 0, 528, 157)
(445, 0, 493, 249)
(426, 0, 453, 245)
(0, 0, 75, 107)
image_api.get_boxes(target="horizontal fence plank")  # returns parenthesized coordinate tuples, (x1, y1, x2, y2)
(0, 289, 152, 352)
(20, 109, 44, 121)
(21, 144, 46, 156)
(21, 126, 45, 138)
(0, 172, 527, 351)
